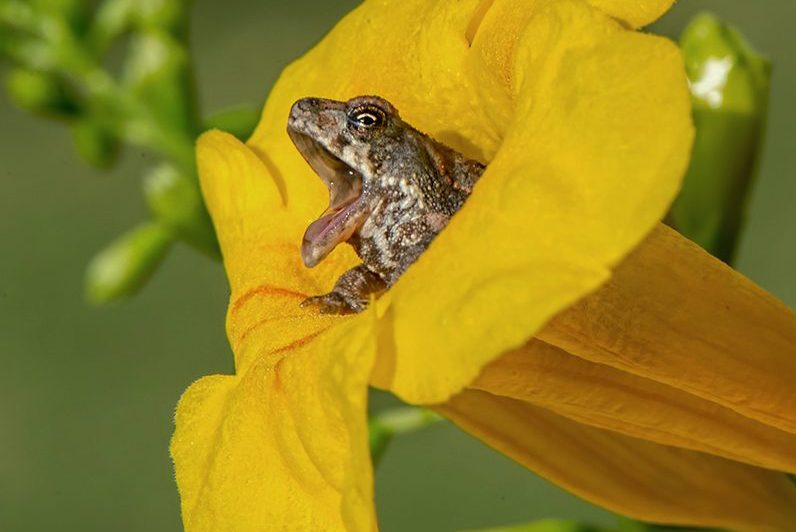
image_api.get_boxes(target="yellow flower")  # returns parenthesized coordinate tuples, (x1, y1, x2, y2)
(170, 1, 796, 531)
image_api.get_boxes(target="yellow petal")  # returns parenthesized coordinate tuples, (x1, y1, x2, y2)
(178, 130, 380, 530)
(585, 0, 675, 28)
(197, 130, 364, 371)
(171, 319, 377, 532)
(372, 0, 692, 403)
(539, 224, 796, 435)
(472, 338, 796, 472)
(437, 389, 796, 532)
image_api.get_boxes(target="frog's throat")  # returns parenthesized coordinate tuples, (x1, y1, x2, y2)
(301, 195, 371, 267)
(287, 129, 369, 267)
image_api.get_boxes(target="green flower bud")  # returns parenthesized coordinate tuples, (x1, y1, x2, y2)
(85, 221, 173, 304)
(90, 0, 136, 52)
(670, 13, 770, 263)
(4, 68, 79, 117)
(91, 0, 189, 52)
(143, 163, 220, 258)
(71, 117, 120, 168)
(124, 30, 197, 136)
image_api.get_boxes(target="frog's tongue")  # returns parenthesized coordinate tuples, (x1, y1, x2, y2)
(302, 196, 369, 267)
(288, 131, 369, 267)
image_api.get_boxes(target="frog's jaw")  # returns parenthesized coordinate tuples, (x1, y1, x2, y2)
(287, 127, 371, 267)
(301, 195, 371, 267)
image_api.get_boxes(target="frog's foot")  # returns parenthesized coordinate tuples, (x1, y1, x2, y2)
(300, 264, 387, 315)
(300, 292, 364, 315)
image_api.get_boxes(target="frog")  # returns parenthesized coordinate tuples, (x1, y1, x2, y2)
(287, 95, 485, 314)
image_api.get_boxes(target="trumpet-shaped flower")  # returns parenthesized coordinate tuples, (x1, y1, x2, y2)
(170, 1, 796, 531)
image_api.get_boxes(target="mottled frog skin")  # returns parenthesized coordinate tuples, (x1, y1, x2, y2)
(287, 95, 485, 314)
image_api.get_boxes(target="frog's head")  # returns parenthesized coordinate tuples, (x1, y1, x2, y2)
(287, 95, 408, 268)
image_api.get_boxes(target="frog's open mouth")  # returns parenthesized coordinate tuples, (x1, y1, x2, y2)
(288, 130, 370, 268)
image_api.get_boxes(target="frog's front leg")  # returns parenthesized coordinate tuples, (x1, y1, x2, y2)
(301, 264, 387, 314)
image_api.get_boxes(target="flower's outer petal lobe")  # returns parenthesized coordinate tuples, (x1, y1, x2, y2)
(180, 131, 380, 530)
(585, 0, 674, 28)
(373, 1, 692, 403)
(197, 130, 288, 250)
(171, 320, 377, 532)
(438, 389, 796, 532)
(539, 224, 796, 435)
(473, 339, 796, 472)
(196, 130, 358, 372)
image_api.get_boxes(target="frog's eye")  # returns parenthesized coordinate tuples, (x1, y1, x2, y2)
(348, 106, 386, 129)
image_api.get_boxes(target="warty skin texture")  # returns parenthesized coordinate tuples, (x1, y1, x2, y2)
(287, 95, 485, 313)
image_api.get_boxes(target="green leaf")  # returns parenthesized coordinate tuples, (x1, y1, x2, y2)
(85, 221, 173, 304)
(204, 105, 261, 141)
(670, 12, 770, 263)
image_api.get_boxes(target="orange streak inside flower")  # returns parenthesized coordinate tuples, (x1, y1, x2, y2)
(267, 330, 327, 357)
(232, 284, 308, 313)
(238, 312, 312, 343)
(232, 284, 313, 344)
(227, 282, 346, 373)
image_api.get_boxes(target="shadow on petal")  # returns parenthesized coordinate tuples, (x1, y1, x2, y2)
(539, 224, 796, 435)
(437, 389, 796, 532)
(586, 0, 675, 28)
(473, 338, 796, 472)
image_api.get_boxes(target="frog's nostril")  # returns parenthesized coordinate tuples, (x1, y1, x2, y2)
(292, 97, 320, 115)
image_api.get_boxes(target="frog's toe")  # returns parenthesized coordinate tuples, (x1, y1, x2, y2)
(300, 292, 363, 315)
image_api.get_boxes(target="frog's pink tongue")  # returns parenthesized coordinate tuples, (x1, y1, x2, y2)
(302, 198, 369, 268)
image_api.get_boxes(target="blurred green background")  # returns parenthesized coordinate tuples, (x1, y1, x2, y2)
(1, 1, 794, 531)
